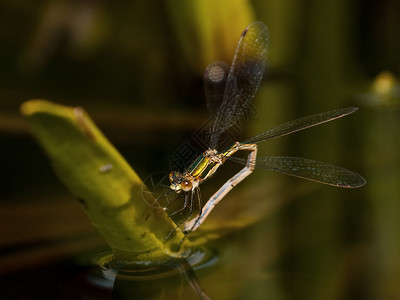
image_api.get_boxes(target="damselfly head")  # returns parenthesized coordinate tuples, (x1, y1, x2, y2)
(169, 171, 185, 192)
(169, 171, 182, 191)
(169, 171, 197, 192)
(181, 179, 193, 192)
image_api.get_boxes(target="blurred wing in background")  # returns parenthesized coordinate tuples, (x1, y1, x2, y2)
(209, 21, 269, 149)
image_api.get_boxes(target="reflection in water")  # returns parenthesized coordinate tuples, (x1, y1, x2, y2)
(86, 246, 216, 299)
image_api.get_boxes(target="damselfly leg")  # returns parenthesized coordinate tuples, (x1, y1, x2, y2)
(165, 188, 202, 240)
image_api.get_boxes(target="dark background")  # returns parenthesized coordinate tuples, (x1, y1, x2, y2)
(1, 0, 400, 299)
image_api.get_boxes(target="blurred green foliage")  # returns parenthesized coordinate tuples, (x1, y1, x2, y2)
(21, 100, 190, 261)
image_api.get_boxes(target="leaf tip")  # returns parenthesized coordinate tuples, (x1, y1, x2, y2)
(20, 99, 47, 116)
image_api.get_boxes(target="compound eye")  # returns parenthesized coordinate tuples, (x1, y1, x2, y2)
(181, 179, 192, 192)
(169, 171, 179, 183)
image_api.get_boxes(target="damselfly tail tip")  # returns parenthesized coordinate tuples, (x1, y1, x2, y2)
(241, 27, 249, 37)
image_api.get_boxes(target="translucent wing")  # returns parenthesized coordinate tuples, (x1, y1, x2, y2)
(204, 61, 230, 119)
(228, 156, 366, 188)
(210, 21, 269, 149)
(244, 107, 358, 144)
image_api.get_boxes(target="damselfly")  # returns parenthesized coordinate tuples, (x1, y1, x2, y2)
(144, 21, 366, 239)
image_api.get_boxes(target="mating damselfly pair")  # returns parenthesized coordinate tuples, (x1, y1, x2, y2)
(141, 21, 366, 240)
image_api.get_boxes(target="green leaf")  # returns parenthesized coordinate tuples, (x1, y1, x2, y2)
(21, 100, 191, 263)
